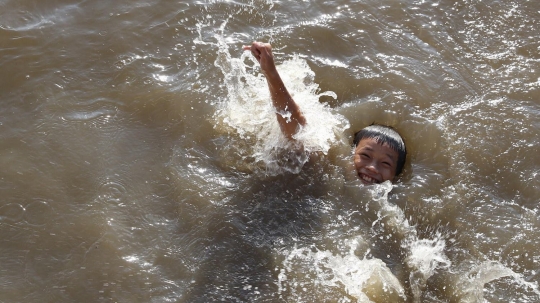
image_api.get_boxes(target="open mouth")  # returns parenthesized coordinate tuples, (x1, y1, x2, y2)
(358, 173, 380, 185)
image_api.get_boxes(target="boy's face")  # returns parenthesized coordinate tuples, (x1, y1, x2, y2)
(353, 137, 398, 185)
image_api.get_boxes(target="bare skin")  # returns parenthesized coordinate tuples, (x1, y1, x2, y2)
(243, 42, 306, 139)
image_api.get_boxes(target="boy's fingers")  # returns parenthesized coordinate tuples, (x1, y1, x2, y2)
(243, 42, 270, 63)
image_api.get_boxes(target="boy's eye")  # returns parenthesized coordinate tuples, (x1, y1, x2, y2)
(360, 153, 370, 158)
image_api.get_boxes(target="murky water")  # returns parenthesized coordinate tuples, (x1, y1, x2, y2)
(1, 0, 539, 302)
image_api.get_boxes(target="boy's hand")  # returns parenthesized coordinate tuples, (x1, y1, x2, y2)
(243, 42, 277, 74)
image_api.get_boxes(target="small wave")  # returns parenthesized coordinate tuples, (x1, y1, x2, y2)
(0, 3, 82, 31)
(59, 98, 119, 128)
(63, 109, 117, 122)
(455, 261, 540, 302)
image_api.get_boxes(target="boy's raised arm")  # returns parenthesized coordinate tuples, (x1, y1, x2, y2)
(243, 42, 306, 140)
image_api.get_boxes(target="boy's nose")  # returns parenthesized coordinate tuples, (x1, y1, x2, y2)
(366, 162, 379, 173)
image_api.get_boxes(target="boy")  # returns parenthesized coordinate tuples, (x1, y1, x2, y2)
(243, 42, 406, 185)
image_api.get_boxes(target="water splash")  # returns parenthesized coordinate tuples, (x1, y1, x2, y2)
(213, 31, 349, 175)
(369, 182, 451, 302)
(277, 238, 406, 302)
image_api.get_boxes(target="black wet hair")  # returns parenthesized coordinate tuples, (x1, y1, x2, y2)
(353, 124, 407, 176)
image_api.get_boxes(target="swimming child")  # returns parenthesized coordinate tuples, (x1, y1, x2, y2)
(243, 42, 406, 185)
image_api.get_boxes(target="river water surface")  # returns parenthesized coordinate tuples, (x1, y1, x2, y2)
(1, 0, 539, 302)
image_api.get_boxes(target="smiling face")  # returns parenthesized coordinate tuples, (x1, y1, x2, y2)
(353, 137, 399, 185)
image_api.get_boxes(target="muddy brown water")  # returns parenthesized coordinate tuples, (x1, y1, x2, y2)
(1, 0, 539, 302)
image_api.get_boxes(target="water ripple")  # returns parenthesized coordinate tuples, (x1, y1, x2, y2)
(24, 200, 52, 226)
(97, 179, 128, 206)
(61, 98, 119, 124)
(0, 203, 25, 223)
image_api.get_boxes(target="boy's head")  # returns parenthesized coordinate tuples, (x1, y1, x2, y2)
(353, 124, 407, 185)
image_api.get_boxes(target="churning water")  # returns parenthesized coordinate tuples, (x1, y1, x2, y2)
(1, 0, 539, 302)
